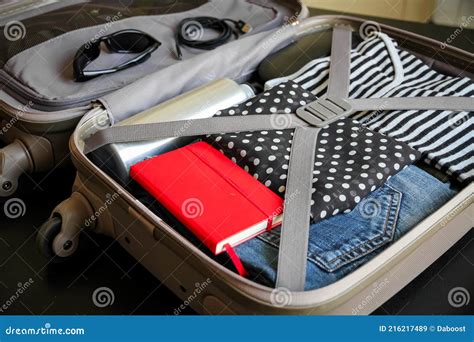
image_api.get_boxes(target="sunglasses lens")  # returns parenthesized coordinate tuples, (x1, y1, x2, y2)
(107, 32, 154, 53)
(74, 30, 160, 81)
(73, 44, 101, 80)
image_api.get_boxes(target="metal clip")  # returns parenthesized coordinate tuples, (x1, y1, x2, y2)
(296, 97, 352, 127)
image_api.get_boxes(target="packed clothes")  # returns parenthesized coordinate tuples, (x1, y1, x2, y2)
(266, 32, 473, 184)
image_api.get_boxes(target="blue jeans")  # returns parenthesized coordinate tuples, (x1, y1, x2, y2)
(235, 166, 458, 290)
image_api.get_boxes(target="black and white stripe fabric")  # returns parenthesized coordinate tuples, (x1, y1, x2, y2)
(267, 33, 474, 184)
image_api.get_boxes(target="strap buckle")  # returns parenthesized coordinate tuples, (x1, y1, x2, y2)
(296, 97, 352, 127)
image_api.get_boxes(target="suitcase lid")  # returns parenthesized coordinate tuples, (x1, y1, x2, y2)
(0, 0, 306, 116)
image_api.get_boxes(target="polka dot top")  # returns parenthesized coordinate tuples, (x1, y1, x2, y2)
(205, 81, 420, 223)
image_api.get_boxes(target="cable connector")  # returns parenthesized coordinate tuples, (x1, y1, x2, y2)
(236, 20, 252, 34)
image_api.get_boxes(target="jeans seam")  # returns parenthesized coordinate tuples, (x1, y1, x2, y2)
(255, 186, 403, 272)
(309, 185, 403, 272)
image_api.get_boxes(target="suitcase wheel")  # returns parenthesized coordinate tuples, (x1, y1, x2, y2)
(36, 216, 75, 263)
(36, 192, 94, 262)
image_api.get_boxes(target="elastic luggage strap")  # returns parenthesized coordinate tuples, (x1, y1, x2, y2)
(298, 96, 474, 128)
(326, 25, 352, 99)
(83, 114, 308, 154)
(349, 96, 474, 112)
(276, 126, 319, 290)
(276, 26, 354, 290)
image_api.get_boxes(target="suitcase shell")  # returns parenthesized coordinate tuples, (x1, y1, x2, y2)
(0, 0, 306, 196)
(43, 15, 473, 314)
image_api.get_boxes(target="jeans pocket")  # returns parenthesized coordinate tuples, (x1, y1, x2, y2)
(256, 183, 403, 273)
(306, 184, 402, 273)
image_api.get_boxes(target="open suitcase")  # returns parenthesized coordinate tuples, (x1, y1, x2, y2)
(14, 2, 472, 314)
(0, 0, 304, 197)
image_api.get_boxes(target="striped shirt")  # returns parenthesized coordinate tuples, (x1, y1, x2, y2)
(268, 34, 474, 184)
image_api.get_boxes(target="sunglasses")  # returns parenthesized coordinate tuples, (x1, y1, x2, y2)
(73, 29, 161, 82)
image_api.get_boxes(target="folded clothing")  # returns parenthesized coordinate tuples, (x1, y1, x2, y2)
(205, 81, 420, 223)
(235, 165, 458, 290)
(266, 32, 474, 184)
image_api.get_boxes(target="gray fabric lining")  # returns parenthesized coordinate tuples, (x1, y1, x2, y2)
(0, 0, 87, 26)
(100, 26, 298, 122)
(1, 0, 287, 105)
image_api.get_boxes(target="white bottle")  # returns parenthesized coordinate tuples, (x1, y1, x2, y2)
(89, 79, 255, 184)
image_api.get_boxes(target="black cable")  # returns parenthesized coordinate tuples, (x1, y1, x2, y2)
(175, 16, 251, 60)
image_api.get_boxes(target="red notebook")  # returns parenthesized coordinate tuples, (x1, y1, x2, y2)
(130, 141, 284, 255)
